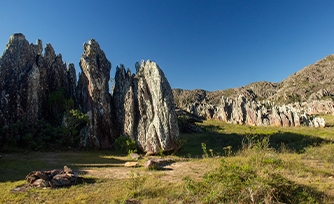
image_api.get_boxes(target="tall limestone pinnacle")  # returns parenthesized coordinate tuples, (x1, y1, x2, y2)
(114, 60, 179, 154)
(77, 38, 117, 149)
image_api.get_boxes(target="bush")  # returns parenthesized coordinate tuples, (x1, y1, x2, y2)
(115, 135, 138, 154)
(182, 136, 319, 203)
(3, 88, 89, 150)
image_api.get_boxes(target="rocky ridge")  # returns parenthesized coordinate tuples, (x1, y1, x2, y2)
(185, 95, 328, 128)
(0, 33, 178, 153)
(173, 54, 334, 107)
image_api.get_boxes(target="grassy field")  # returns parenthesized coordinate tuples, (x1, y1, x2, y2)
(1, 115, 334, 203)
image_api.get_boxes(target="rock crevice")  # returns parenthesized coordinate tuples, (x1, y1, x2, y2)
(113, 60, 179, 154)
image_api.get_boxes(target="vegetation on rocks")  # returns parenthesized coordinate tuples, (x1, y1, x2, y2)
(1, 88, 89, 150)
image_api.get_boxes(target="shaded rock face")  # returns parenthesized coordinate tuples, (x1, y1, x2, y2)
(175, 108, 203, 133)
(77, 39, 117, 148)
(186, 95, 326, 128)
(0, 33, 75, 148)
(113, 60, 179, 154)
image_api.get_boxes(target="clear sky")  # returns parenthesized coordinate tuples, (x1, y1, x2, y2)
(1, 0, 334, 91)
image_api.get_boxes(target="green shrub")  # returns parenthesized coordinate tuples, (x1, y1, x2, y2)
(60, 109, 89, 146)
(183, 136, 319, 203)
(115, 135, 138, 154)
(48, 88, 74, 123)
(177, 116, 185, 125)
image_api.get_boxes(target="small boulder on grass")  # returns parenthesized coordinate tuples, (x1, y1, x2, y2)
(33, 178, 50, 187)
(144, 160, 158, 169)
(129, 153, 142, 160)
(25, 166, 78, 188)
(124, 162, 140, 167)
(144, 158, 176, 169)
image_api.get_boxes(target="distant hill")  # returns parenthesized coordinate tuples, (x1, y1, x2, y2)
(173, 54, 334, 107)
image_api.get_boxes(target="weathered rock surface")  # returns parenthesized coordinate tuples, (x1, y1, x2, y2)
(25, 166, 78, 188)
(144, 158, 176, 169)
(186, 95, 326, 128)
(0, 33, 76, 148)
(77, 39, 117, 148)
(113, 60, 179, 154)
(175, 108, 203, 133)
(129, 153, 142, 160)
(0, 33, 180, 152)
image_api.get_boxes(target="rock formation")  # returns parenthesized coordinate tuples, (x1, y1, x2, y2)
(25, 166, 78, 188)
(0, 33, 179, 153)
(175, 108, 203, 133)
(76, 39, 117, 148)
(113, 60, 179, 154)
(0, 33, 75, 148)
(185, 95, 326, 128)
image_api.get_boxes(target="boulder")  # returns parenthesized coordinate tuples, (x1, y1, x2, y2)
(129, 153, 142, 160)
(124, 162, 140, 167)
(144, 158, 175, 169)
(25, 166, 78, 188)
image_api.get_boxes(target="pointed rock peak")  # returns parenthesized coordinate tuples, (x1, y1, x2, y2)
(127, 68, 131, 76)
(8, 33, 26, 44)
(45, 43, 55, 56)
(36, 39, 42, 46)
(135, 61, 140, 73)
(67, 63, 75, 71)
(141, 59, 146, 68)
(83, 39, 101, 58)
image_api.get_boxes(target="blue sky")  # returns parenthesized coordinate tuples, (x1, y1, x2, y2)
(1, 0, 334, 91)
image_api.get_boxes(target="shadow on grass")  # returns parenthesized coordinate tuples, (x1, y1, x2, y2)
(178, 124, 333, 157)
(0, 151, 127, 182)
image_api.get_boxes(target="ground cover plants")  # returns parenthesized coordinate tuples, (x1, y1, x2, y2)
(1, 116, 334, 203)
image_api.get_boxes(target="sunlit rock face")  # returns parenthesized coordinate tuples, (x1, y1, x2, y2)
(77, 39, 118, 149)
(113, 60, 179, 154)
(185, 95, 326, 128)
(0, 33, 75, 148)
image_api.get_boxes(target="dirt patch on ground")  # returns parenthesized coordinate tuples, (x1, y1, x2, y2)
(77, 159, 220, 183)
(1, 152, 220, 185)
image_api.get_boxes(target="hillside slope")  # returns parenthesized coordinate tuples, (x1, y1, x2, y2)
(173, 54, 334, 107)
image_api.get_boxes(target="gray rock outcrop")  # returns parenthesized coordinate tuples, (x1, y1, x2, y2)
(0, 33, 180, 152)
(185, 95, 326, 128)
(175, 108, 203, 133)
(0, 33, 75, 148)
(113, 60, 179, 154)
(76, 39, 117, 148)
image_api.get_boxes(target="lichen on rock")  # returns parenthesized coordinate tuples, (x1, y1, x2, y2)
(77, 39, 118, 149)
(113, 60, 179, 154)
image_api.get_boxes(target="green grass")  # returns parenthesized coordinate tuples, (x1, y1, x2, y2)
(1, 116, 334, 203)
(177, 119, 334, 157)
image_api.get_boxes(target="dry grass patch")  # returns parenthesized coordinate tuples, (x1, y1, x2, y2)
(2, 115, 334, 203)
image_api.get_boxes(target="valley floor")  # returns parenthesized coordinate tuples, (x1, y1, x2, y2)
(1, 115, 334, 203)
